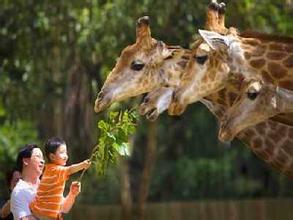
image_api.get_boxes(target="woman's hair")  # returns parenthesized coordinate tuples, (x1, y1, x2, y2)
(16, 144, 39, 172)
(44, 137, 66, 162)
(6, 169, 15, 188)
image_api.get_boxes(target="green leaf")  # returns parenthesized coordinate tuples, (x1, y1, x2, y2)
(91, 110, 138, 175)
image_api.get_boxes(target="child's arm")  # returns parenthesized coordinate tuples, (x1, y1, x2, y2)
(68, 159, 91, 176)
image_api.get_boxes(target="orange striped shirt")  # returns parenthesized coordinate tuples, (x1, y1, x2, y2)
(30, 163, 69, 219)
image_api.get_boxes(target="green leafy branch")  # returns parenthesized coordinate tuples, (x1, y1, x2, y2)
(79, 109, 138, 181)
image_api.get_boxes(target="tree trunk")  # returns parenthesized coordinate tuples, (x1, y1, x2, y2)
(136, 121, 157, 220)
(62, 53, 95, 159)
(120, 158, 133, 220)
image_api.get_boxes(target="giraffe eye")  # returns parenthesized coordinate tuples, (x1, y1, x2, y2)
(195, 55, 208, 65)
(247, 91, 258, 100)
(131, 60, 145, 71)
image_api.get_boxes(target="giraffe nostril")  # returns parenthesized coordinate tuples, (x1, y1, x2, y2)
(143, 97, 150, 104)
(221, 119, 228, 130)
(172, 93, 180, 103)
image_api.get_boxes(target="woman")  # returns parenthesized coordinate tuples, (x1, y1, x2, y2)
(0, 169, 21, 220)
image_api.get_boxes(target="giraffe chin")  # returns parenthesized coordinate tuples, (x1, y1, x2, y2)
(218, 129, 235, 142)
(168, 103, 186, 116)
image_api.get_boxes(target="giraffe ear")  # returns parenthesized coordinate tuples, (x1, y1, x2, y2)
(276, 86, 293, 110)
(198, 29, 232, 50)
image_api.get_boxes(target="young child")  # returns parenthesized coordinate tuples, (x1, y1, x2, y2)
(30, 137, 91, 220)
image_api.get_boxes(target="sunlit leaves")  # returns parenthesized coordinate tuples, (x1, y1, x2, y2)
(91, 109, 138, 175)
(0, 121, 38, 166)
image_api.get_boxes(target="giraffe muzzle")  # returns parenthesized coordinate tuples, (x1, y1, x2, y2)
(218, 120, 235, 142)
(94, 90, 112, 113)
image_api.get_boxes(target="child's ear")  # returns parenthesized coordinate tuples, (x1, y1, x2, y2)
(198, 29, 233, 51)
(49, 153, 55, 162)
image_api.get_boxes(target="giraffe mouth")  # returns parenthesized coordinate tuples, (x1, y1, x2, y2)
(146, 108, 159, 121)
(138, 103, 149, 116)
(218, 129, 234, 142)
(94, 90, 113, 113)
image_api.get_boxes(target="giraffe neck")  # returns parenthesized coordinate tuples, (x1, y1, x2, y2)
(227, 33, 293, 85)
(162, 50, 191, 87)
(238, 121, 293, 178)
(144, 49, 191, 90)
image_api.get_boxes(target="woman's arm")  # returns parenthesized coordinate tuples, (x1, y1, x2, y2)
(0, 200, 11, 218)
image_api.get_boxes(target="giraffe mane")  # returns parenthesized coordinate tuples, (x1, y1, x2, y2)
(240, 31, 293, 44)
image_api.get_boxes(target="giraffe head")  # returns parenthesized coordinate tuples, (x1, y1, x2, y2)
(168, 34, 233, 115)
(219, 79, 293, 142)
(94, 16, 186, 113)
(168, 1, 239, 116)
(138, 87, 174, 121)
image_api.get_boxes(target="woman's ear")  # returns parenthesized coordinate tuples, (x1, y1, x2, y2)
(23, 158, 29, 166)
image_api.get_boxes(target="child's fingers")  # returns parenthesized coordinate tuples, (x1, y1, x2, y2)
(72, 181, 81, 186)
(70, 181, 81, 195)
(83, 159, 91, 169)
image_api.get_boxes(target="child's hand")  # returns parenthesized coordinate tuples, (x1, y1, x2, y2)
(83, 159, 91, 170)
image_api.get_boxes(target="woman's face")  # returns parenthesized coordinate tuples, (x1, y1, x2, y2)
(24, 148, 45, 176)
(10, 170, 21, 190)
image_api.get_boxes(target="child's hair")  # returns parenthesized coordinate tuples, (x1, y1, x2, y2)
(44, 137, 66, 162)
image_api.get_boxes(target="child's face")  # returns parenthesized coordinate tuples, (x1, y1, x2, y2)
(51, 144, 68, 166)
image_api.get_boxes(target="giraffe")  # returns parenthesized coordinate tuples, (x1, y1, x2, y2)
(139, 1, 233, 120)
(93, 4, 293, 177)
(139, 80, 293, 178)
(94, 16, 190, 113)
(168, 8, 293, 121)
(136, 2, 293, 177)
(219, 79, 293, 142)
(94, 2, 229, 113)
(139, 86, 174, 121)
